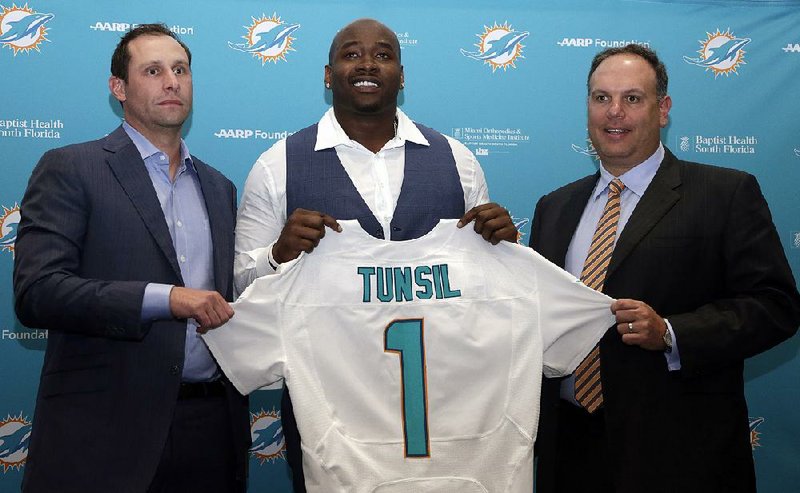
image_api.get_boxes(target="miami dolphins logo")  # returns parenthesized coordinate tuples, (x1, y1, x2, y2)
(683, 28, 750, 77)
(512, 216, 529, 244)
(572, 138, 599, 160)
(0, 3, 53, 56)
(461, 22, 528, 72)
(0, 203, 20, 256)
(749, 416, 764, 450)
(0, 413, 31, 472)
(249, 409, 285, 464)
(229, 13, 299, 65)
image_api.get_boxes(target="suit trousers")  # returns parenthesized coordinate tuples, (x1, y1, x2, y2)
(147, 391, 238, 493)
(554, 401, 615, 493)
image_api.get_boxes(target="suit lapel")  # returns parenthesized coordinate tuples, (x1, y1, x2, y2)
(195, 161, 233, 297)
(607, 150, 682, 278)
(104, 127, 184, 283)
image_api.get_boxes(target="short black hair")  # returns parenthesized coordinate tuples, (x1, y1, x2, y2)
(327, 18, 401, 65)
(111, 23, 191, 81)
(588, 43, 668, 99)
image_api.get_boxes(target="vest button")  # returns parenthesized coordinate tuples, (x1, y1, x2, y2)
(169, 364, 180, 375)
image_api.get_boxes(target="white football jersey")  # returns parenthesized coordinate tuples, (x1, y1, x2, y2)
(204, 219, 614, 492)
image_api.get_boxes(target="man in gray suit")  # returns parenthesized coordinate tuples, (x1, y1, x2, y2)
(14, 24, 249, 493)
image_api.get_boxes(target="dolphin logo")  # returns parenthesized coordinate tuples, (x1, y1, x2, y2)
(229, 23, 299, 54)
(683, 37, 750, 67)
(249, 419, 283, 453)
(0, 12, 54, 45)
(0, 423, 31, 460)
(461, 30, 529, 61)
(572, 140, 599, 159)
(0, 222, 17, 246)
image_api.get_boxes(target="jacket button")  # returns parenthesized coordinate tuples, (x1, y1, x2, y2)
(169, 365, 180, 375)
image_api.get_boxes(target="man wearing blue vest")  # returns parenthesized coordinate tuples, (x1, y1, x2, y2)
(234, 18, 517, 492)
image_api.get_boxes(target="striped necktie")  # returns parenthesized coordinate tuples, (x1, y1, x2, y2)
(574, 178, 625, 413)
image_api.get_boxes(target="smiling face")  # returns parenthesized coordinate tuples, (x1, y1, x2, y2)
(587, 53, 671, 174)
(109, 34, 192, 139)
(324, 19, 403, 118)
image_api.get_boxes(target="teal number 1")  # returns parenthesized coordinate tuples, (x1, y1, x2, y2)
(384, 318, 430, 458)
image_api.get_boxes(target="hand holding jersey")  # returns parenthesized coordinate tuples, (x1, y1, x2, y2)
(272, 202, 515, 264)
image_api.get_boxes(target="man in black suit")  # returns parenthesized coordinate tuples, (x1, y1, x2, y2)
(14, 24, 249, 493)
(530, 44, 800, 493)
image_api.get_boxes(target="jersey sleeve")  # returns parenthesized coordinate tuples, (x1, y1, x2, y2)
(531, 251, 615, 377)
(203, 276, 286, 394)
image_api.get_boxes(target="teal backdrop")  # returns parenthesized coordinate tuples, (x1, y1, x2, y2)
(1, 0, 799, 491)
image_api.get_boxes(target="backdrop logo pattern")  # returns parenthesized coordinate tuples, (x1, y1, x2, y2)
(1, 202, 20, 256)
(749, 416, 764, 450)
(460, 22, 528, 72)
(678, 134, 758, 155)
(557, 37, 649, 49)
(683, 28, 750, 77)
(451, 126, 531, 154)
(250, 409, 285, 464)
(571, 138, 599, 159)
(794, 148, 800, 157)
(0, 413, 31, 472)
(228, 13, 299, 65)
(512, 216, 529, 244)
(791, 231, 800, 249)
(783, 43, 800, 53)
(0, 3, 53, 56)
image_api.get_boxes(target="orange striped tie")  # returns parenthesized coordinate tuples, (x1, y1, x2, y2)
(574, 178, 624, 413)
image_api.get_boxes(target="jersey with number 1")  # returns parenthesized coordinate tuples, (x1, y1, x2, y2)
(204, 219, 615, 492)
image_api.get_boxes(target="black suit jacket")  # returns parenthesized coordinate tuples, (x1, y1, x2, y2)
(530, 148, 800, 493)
(13, 127, 250, 493)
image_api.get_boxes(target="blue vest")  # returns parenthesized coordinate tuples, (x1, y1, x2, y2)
(285, 122, 465, 240)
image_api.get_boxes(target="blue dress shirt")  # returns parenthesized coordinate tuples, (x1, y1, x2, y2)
(124, 122, 218, 382)
(561, 144, 680, 403)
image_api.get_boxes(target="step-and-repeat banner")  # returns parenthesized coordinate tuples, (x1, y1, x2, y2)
(2, 0, 799, 491)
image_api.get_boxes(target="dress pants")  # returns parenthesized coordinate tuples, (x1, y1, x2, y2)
(147, 383, 237, 493)
(554, 400, 615, 493)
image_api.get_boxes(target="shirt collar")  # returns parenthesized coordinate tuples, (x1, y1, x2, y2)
(122, 121, 194, 170)
(314, 107, 429, 151)
(593, 143, 664, 200)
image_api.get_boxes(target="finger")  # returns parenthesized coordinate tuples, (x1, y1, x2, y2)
(458, 203, 495, 228)
(457, 208, 478, 228)
(321, 213, 342, 233)
(611, 298, 639, 312)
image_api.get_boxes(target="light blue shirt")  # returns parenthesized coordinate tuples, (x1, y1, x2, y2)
(124, 122, 218, 382)
(561, 144, 680, 403)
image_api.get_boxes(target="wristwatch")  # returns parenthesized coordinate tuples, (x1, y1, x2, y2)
(662, 326, 673, 353)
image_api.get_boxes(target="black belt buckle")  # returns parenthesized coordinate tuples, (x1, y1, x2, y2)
(178, 379, 226, 399)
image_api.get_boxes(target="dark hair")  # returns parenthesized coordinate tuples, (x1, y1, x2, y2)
(328, 18, 401, 65)
(588, 43, 668, 99)
(110, 23, 191, 81)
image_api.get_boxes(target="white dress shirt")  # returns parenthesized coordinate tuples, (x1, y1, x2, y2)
(234, 108, 490, 295)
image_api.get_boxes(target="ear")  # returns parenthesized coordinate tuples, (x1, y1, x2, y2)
(324, 65, 332, 88)
(109, 76, 126, 103)
(658, 94, 672, 128)
(400, 66, 404, 88)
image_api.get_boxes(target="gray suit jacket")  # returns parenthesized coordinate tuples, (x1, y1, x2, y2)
(14, 126, 249, 493)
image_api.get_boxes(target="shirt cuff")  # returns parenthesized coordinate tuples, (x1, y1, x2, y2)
(663, 318, 681, 371)
(141, 283, 174, 322)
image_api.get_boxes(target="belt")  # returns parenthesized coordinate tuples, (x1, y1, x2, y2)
(178, 379, 226, 399)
